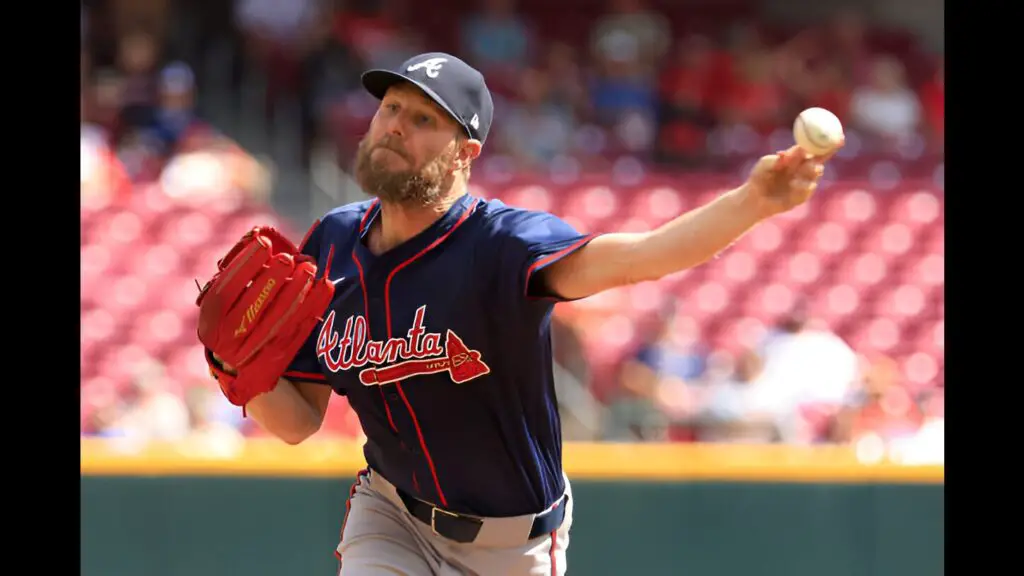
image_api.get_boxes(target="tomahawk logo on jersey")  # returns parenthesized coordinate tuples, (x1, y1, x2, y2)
(281, 193, 594, 517)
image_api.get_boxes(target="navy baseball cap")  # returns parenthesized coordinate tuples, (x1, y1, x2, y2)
(361, 52, 494, 145)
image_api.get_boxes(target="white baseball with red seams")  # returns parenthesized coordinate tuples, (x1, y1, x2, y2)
(793, 107, 844, 156)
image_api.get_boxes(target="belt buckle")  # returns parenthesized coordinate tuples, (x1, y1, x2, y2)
(430, 506, 459, 536)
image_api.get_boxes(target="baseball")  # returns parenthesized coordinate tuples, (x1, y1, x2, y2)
(793, 107, 844, 157)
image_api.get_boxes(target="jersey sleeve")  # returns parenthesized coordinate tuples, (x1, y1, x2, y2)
(496, 208, 597, 302)
(281, 220, 332, 387)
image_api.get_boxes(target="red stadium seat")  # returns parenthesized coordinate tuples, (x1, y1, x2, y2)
(888, 191, 943, 228)
(82, 308, 118, 347)
(97, 209, 145, 246)
(717, 250, 759, 285)
(130, 310, 186, 354)
(822, 189, 878, 228)
(820, 284, 863, 325)
(771, 251, 824, 288)
(900, 254, 944, 290)
(834, 253, 891, 291)
(776, 200, 814, 227)
(561, 186, 621, 230)
(97, 344, 159, 388)
(693, 281, 731, 315)
(872, 285, 928, 322)
(913, 319, 944, 359)
(799, 221, 851, 257)
(164, 344, 213, 385)
(713, 316, 768, 351)
(860, 222, 915, 260)
(627, 186, 689, 227)
(160, 276, 204, 315)
(587, 314, 641, 360)
(921, 226, 944, 255)
(611, 215, 658, 233)
(736, 220, 784, 255)
(81, 244, 114, 284)
(161, 211, 215, 249)
(97, 275, 150, 315)
(846, 317, 902, 355)
(901, 352, 941, 392)
(625, 282, 670, 315)
(741, 283, 795, 321)
(126, 243, 183, 280)
(502, 185, 556, 213)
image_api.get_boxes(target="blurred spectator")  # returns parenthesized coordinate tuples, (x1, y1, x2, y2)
(849, 56, 922, 143)
(552, 315, 590, 388)
(182, 386, 246, 457)
(542, 42, 590, 120)
(149, 62, 204, 156)
(782, 8, 872, 88)
(588, 53, 657, 131)
(82, 3, 89, 47)
(655, 35, 718, 165)
(716, 27, 784, 136)
(336, 0, 423, 71)
(918, 58, 944, 147)
(693, 348, 782, 443)
(117, 30, 162, 134)
(82, 397, 129, 438)
(86, 69, 125, 141)
(587, 0, 665, 148)
(82, 123, 133, 204)
(896, 388, 943, 464)
(589, 0, 670, 78)
(116, 363, 191, 440)
(802, 63, 852, 123)
(234, 0, 321, 131)
(498, 68, 576, 169)
(460, 0, 533, 77)
(307, 4, 367, 152)
(756, 302, 859, 443)
(831, 354, 923, 446)
(109, 0, 169, 44)
(604, 308, 707, 441)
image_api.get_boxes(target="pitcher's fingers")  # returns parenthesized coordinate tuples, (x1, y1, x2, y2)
(820, 137, 846, 162)
(796, 161, 825, 181)
(774, 145, 807, 172)
(791, 179, 819, 205)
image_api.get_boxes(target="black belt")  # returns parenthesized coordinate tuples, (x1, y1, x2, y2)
(396, 488, 568, 544)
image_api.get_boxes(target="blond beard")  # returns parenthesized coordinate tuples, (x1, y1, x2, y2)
(354, 136, 457, 207)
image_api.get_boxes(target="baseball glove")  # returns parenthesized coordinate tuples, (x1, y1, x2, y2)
(195, 226, 335, 409)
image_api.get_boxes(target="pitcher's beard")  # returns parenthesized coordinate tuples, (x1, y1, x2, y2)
(354, 137, 455, 206)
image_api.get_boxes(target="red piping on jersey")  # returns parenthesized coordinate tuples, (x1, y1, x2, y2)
(549, 529, 558, 575)
(353, 248, 399, 433)
(299, 218, 322, 251)
(523, 234, 597, 299)
(335, 468, 369, 565)
(281, 370, 327, 383)
(382, 197, 480, 509)
(358, 200, 380, 234)
(547, 497, 562, 575)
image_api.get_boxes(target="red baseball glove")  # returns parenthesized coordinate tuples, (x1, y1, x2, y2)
(195, 226, 335, 409)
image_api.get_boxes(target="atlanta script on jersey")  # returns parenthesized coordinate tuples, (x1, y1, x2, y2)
(281, 194, 595, 517)
(316, 306, 491, 387)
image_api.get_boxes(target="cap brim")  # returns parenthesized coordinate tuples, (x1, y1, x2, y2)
(361, 70, 470, 138)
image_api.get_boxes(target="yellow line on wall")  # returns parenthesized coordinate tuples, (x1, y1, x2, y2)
(80, 438, 943, 483)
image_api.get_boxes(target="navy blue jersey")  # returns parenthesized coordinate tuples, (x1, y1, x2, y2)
(282, 193, 595, 517)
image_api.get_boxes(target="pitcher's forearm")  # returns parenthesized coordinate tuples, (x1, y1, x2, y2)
(627, 184, 764, 283)
(245, 379, 324, 444)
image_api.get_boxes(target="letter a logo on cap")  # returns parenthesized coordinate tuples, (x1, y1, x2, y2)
(407, 57, 448, 78)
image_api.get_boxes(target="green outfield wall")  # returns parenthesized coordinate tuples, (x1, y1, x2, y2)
(81, 440, 943, 576)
